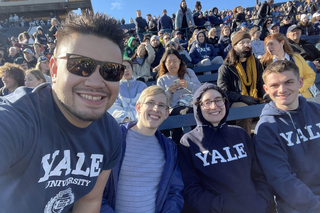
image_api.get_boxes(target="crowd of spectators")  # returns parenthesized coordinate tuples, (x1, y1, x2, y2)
(0, 12, 57, 28)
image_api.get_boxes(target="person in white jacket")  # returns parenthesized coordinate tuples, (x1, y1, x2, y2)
(108, 60, 147, 123)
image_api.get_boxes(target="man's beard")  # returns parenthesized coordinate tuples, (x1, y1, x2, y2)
(236, 47, 252, 58)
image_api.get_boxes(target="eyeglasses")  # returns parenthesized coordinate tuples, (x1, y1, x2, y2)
(55, 53, 125, 82)
(200, 97, 226, 109)
(141, 101, 169, 110)
(267, 22, 272, 24)
(164, 37, 170, 40)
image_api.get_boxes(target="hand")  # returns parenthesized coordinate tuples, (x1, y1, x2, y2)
(241, 96, 260, 105)
(168, 82, 180, 93)
(123, 118, 132, 123)
(180, 79, 188, 89)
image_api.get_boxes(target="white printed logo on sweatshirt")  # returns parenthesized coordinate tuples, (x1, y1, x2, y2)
(44, 188, 74, 213)
(195, 143, 247, 166)
(279, 123, 320, 146)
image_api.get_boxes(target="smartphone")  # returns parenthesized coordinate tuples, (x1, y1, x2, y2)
(173, 79, 180, 87)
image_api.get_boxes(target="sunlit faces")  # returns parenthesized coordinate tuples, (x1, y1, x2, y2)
(51, 33, 122, 127)
(151, 38, 160, 48)
(287, 29, 302, 42)
(270, 25, 280, 34)
(40, 61, 50, 75)
(252, 31, 261, 40)
(197, 33, 205, 43)
(234, 38, 252, 58)
(223, 27, 231, 36)
(25, 73, 44, 88)
(263, 71, 303, 111)
(137, 45, 146, 57)
(122, 61, 133, 81)
(2, 71, 19, 93)
(136, 93, 169, 130)
(200, 89, 226, 127)
(23, 52, 34, 61)
(266, 38, 284, 56)
(165, 54, 181, 75)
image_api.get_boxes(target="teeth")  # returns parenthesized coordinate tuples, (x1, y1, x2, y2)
(210, 112, 219, 115)
(150, 115, 159, 119)
(80, 94, 102, 101)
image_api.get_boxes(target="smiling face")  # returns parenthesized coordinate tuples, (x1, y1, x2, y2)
(50, 33, 122, 128)
(2, 71, 19, 93)
(263, 71, 303, 111)
(287, 28, 301, 43)
(25, 73, 43, 88)
(136, 93, 169, 132)
(122, 61, 133, 80)
(223, 27, 230, 36)
(200, 89, 226, 127)
(197, 32, 205, 43)
(165, 54, 181, 75)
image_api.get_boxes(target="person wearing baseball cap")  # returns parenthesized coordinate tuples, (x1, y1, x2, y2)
(249, 27, 265, 59)
(240, 22, 248, 32)
(268, 23, 280, 34)
(287, 24, 320, 63)
(217, 31, 265, 134)
(22, 48, 37, 69)
(174, 30, 187, 49)
(35, 56, 52, 83)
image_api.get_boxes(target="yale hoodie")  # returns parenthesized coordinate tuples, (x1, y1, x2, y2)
(179, 83, 274, 213)
(254, 96, 320, 213)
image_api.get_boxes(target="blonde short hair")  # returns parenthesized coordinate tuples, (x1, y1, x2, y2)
(137, 85, 170, 106)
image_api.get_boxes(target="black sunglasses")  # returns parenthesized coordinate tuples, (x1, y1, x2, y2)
(56, 53, 125, 82)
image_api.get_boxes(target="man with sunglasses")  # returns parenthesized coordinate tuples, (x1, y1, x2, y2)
(101, 85, 184, 213)
(0, 11, 125, 213)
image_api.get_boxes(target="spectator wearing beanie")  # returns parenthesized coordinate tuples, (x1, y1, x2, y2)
(150, 35, 165, 69)
(298, 14, 315, 36)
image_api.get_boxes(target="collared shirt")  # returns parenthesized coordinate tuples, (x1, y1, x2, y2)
(273, 52, 290, 62)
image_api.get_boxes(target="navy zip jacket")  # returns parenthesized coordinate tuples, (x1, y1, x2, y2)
(101, 122, 184, 213)
(190, 31, 218, 64)
(179, 83, 274, 213)
(254, 96, 320, 213)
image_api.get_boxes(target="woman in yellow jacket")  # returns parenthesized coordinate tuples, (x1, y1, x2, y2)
(261, 33, 315, 97)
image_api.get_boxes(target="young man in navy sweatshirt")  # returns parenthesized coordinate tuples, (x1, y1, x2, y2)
(254, 60, 320, 213)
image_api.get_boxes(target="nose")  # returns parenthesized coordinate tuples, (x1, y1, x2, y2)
(209, 101, 218, 109)
(278, 84, 285, 93)
(84, 65, 105, 88)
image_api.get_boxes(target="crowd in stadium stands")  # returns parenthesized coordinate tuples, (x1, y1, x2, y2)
(1, 2, 320, 212)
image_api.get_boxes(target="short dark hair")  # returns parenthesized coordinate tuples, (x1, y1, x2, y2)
(0, 63, 25, 86)
(263, 60, 300, 83)
(55, 11, 125, 55)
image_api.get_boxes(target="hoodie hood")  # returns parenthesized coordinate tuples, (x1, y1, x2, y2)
(127, 37, 137, 49)
(196, 30, 207, 46)
(193, 83, 230, 127)
(212, 7, 218, 15)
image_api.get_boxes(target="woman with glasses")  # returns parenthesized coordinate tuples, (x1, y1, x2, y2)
(108, 60, 147, 124)
(131, 42, 155, 82)
(178, 83, 275, 213)
(260, 33, 316, 97)
(157, 49, 201, 143)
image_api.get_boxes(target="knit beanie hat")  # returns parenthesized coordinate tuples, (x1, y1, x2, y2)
(232, 31, 251, 46)
(150, 35, 159, 43)
(165, 41, 177, 49)
(300, 14, 308, 21)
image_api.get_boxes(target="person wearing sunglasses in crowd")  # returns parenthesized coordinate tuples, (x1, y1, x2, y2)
(0, 11, 125, 213)
(101, 85, 184, 213)
(178, 83, 275, 213)
(108, 60, 147, 124)
(260, 19, 272, 41)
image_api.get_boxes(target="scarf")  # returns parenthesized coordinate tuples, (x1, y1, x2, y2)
(235, 54, 258, 98)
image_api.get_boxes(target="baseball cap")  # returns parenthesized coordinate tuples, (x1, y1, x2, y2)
(287, 24, 302, 33)
(269, 23, 279, 30)
(241, 22, 248, 27)
(175, 31, 182, 36)
(37, 56, 49, 63)
(23, 48, 34, 55)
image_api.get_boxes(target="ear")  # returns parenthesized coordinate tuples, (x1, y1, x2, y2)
(50, 57, 57, 83)
(263, 84, 269, 94)
(280, 40, 285, 46)
(136, 102, 141, 115)
(298, 77, 304, 89)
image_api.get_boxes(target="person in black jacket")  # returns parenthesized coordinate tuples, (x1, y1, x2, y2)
(135, 10, 148, 42)
(217, 31, 265, 134)
(254, 0, 274, 27)
(279, 16, 292, 35)
(231, 6, 247, 32)
(304, 0, 318, 14)
(157, 9, 173, 34)
(193, 1, 206, 29)
(150, 35, 165, 69)
(146, 14, 158, 34)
